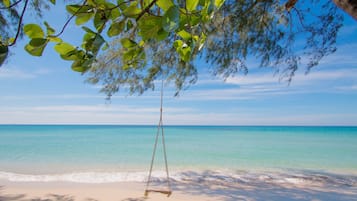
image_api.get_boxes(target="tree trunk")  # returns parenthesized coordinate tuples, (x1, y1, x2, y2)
(332, 0, 357, 20)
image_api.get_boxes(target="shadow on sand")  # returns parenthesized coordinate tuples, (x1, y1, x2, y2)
(0, 193, 77, 201)
(169, 170, 357, 201)
(1, 171, 357, 201)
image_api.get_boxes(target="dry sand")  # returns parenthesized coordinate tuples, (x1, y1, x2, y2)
(1, 177, 357, 201)
(1, 181, 216, 201)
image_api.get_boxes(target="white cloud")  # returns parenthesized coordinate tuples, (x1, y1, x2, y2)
(0, 66, 51, 79)
(0, 67, 36, 79)
(225, 74, 279, 86)
(173, 67, 357, 102)
(335, 85, 357, 91)
(30, 105, 192, 113)
(226, 68, 357, 86)
(0, 104, 196, 125)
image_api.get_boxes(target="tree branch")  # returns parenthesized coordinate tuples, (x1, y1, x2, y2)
(8, 0, 28, 46)
(107, 0, 135, 11)
(0, 0, 23, 9)
(136, 0, 157, 21)
(292, 7, 311, 32)
(51, 0, 88, 38)
(285, 0, 298, 12)
(332, 0, 357, 21)
(240, 0, 259, 17)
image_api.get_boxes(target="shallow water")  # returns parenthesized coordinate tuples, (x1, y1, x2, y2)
(0, 125, 357, 183)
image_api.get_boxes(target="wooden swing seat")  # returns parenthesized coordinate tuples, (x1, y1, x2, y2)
(145, 189, 172, 197)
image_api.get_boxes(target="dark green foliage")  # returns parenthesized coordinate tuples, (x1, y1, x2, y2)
(0, 0, 345, 99)
(204, 0, 343, 82)
(87, 0, 343, 97)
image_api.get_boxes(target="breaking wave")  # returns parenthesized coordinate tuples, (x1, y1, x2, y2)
(1, 170, 356, 187)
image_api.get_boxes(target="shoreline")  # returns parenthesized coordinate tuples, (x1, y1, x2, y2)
(1, 168, 357, 182)
(1, 170, 357, 201)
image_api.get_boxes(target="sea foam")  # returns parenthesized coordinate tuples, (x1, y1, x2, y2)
(1, 170, 356, 188)
(0, 171, 152, 183)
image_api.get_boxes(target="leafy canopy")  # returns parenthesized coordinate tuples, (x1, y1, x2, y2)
(0, 0, 344, 97)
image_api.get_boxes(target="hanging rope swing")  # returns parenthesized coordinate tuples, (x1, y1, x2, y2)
(144, 78, 172, 197)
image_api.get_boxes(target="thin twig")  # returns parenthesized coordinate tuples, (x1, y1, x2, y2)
(292, 7, 310, 31)
(51, 0, 136, 37)
(51, 0, 88, 37)
(107, 0, 135, 11)
(0, 0, 23, 9)
(136, 0, 157, 21)
(8, 0, 28, 46)
(240, 0, 259, 17)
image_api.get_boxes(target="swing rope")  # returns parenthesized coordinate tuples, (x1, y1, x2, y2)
(145, 78, 172, 197)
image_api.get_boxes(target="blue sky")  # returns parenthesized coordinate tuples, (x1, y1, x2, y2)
(0, 4, 357, 125)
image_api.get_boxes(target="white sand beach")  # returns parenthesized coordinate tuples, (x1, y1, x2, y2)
(1, 171, 357, 201)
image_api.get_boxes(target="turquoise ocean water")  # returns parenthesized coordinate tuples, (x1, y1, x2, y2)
(0, 125, 357, 183)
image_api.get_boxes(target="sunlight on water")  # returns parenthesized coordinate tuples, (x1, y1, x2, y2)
(0, 125, 357, 176)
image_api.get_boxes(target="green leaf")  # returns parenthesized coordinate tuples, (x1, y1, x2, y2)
(198, 32, 207, 50)
(95, 0, 108, 9)
(66, 5, 92, 15)
(123, 48, 136, 61)
(82, 32, 95, 43)
(122, 63, 130, 71)
(71, 60, 87, 72)
(157, 29, 169, 41)
(162, 6, 180, 32)
(117, 0, 128, 11)
(110, 8, 121, 20)
(143, 0, 151, 7)
(122, 2, 141, 18)
(121, 38, 137, 48)
(201, 0, 214, 21)
(29, 38, 48, 47)
(82, 57, 94, 68)
(54, 42, 76, 55)
(26, 38, 49, 57)
(156, 0, 174, 11)
(180, 46, 191, 62)
(71, 56, 94, 72)
(107, 20, 125, 37)
(49, 0, 55, 5)
(66, 5, 80, 15)
(7, 37, 15, 44)
(24, 24, 44, 39)
(94, 11, 107, 32)
(214, 0, 225, 8)
(92, 34, 105, 54)
(48, 36, 62, 43)
(82, 26, 96, 34)
(0, 44, 9, 66)
(126, 19, 134, 30)
(189, 15, 201, 26)
(174, 39, 184, 49)
(60, 49, 81, 61)
(174, 40, 191, 62)
(177, 30, 191, 40)
(44, 21, 55, 35)
(76, 12, 94, 25)
(3, 0, 10, 7)
(186, 0, 199, 11)
(138, 16, 162, 40)
(82, 35, 94, 51)
(25, 44, 46, 56)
